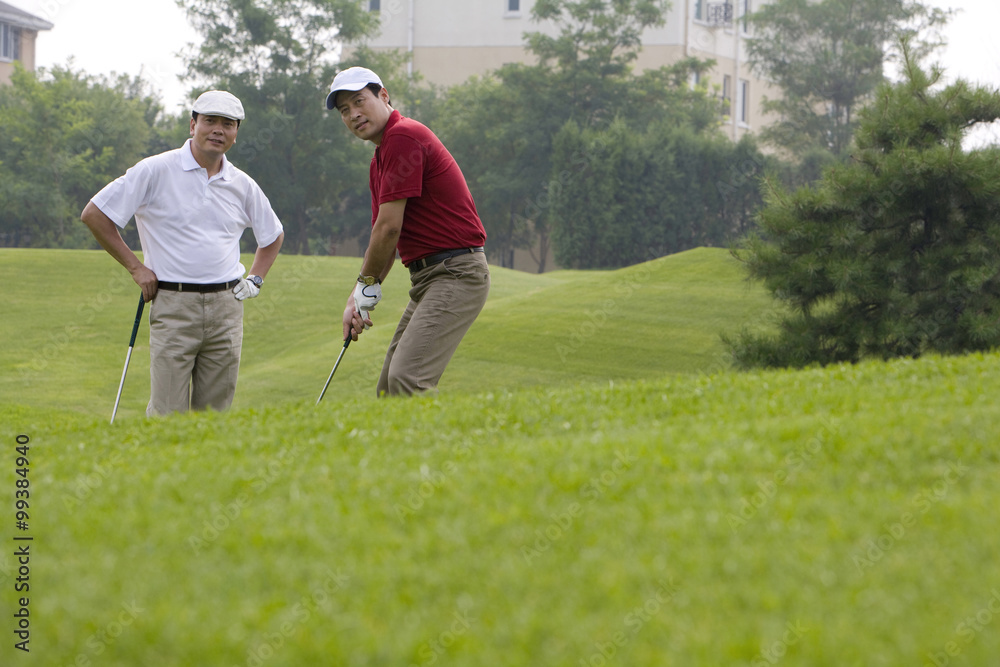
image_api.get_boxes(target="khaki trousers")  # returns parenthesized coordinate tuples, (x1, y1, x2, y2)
(147, 289, 243, 416)
(377, 251, 490, 396)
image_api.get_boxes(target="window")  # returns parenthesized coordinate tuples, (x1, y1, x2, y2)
(506, 0, 521, 14)
(740, 0, 751, 34)
(700, 1, 736, 27)
(722, 74, 732, 112)
(0, 23, 20, 62)
(738, 79, 750, 125)
(368, 0, 380, 11)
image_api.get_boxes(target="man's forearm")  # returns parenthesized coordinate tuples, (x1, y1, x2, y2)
(360, 224, 398, 278)
(376, 252, 395, 284)
(360, 199, 406, 279)
(247, 232, 285, 279)
(348, 243, 394, 306)
(81, 202, 143, 274)
(82, 200, 159, 301)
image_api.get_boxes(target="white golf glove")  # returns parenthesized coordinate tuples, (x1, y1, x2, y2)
(233, 275, 261, 301)
(353, 281, 382, 314)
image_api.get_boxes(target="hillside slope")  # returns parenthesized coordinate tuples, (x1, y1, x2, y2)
(1, 247, 774, 417)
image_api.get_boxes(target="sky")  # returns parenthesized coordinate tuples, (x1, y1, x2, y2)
(9, 0, 1000, 139)
(12, 0, 200, 115)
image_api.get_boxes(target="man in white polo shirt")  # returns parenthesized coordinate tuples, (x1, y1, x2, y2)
(81, 90, 285, 416)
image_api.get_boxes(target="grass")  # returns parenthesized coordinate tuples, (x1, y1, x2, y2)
(0, 246, 775, 417)
(2, 248, 999, 666)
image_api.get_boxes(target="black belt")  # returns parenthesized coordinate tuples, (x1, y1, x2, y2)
(408, 247, 484, 274)
(157, 279, 240, 293)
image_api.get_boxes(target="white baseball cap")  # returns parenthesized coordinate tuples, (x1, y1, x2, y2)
(192, 90, 245, 121)
(325, 67, 383, 110)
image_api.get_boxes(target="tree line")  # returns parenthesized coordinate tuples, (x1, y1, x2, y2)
(0, 0, 951, 273)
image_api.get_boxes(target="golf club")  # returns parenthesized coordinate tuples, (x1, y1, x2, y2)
(316, 336, 352, 405)
(111, 292, 146, 424)
(316, 307, 370, 404)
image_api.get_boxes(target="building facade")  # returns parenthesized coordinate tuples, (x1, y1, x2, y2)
(359, 0, 779, 142)
(0, 1, 53, 85)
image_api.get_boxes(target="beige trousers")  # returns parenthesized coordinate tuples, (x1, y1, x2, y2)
(377, 251, 490, 396)
(147, 289, 243, 416)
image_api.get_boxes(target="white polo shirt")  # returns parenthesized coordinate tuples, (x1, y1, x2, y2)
(91, 139, 284, 283)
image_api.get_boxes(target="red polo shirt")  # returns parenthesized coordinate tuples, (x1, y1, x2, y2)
(370, 110, 487, 265)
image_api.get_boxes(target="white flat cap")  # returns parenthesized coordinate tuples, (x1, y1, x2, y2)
(326, 67, 383, 110)
(192, 90, 245, 121)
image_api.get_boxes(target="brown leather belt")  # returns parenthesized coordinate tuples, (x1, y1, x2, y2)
(407, 247, 485, 274)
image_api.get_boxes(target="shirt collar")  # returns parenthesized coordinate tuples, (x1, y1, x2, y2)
(181, 138, 233, 179)
(383, 109, 402, 136)
(374, 111, 402, 157)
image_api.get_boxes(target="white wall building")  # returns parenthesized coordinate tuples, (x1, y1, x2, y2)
(0, 0, 53, 86)
(357, 0, 779, 142)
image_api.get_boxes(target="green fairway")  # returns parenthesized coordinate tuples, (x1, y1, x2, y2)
(2, 248, 998, 666)
(0, 246, 775, 418)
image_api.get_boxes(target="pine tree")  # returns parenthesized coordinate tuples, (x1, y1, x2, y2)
(727, 42, 1000, 368)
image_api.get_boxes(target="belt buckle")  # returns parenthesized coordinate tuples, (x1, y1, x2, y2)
(177, 283, 184, 292)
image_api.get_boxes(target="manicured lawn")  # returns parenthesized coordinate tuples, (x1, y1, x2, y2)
(2, 248, 997, 665)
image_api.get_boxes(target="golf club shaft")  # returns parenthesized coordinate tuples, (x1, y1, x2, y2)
(110, 348, 134, 423)
(111, 292, 146, 424)
(316, 336, 351, 405)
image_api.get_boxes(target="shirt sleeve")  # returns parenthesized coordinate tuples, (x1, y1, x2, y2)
(90, 161, 154, 229)
(377, 134, 425, 204)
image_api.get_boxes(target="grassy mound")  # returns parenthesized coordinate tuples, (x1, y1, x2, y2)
(1, 247, 774, 417)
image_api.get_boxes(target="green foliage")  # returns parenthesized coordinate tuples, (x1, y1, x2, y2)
(728, 49, 1000, 368)
(550, 119, 769, 268)
(181, 0, 377, 85)
(746, 0, 949, 158)
(528, 0, 671, 78)
(434, 66, 562, 270)
(0, 64, 159, 248)
(1, 0, 764, 266)
(434, 0, 677, 271)
(434, 0, 730, 271)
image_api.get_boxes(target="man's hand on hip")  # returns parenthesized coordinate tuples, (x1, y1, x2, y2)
(233, 275, 261, 301)
(130, 264, 159, 302)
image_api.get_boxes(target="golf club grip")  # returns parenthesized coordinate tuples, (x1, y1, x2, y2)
(129, 293, 145, 347)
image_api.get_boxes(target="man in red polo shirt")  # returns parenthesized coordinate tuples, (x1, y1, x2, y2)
(327, 67, 489, 396)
